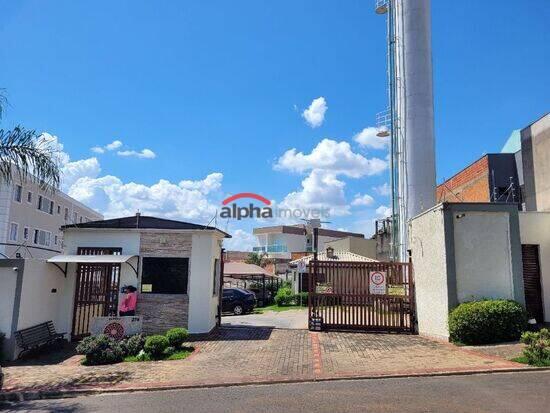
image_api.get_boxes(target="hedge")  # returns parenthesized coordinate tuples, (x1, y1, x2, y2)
(448, 299, 527, 345)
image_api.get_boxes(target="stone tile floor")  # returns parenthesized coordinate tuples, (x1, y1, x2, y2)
(1, 327, 526, 394)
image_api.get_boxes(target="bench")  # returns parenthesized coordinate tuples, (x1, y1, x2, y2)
(13, 321, 66, 359)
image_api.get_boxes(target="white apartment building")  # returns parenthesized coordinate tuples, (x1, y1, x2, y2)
(252, 224, 366, 259)
(0, 179, 103, 259)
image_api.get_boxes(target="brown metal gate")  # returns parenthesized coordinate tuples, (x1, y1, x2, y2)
(71, 247, 122, 339)
(308, 260, 415, 333)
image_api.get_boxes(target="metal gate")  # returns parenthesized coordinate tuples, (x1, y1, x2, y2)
(71, 247, 122, 339)
(308, 260, 415, 333)
(521, 244, 544, 322)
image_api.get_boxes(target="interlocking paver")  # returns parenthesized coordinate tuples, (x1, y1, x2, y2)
(1, 327, 525, 394)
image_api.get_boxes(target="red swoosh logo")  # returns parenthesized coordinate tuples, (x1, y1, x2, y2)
(222, 193, 271, 206)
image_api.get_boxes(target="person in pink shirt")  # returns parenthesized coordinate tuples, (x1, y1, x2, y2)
(119, 285, 138, 316)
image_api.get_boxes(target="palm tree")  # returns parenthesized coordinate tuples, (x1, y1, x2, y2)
(0, 90, 60, 190)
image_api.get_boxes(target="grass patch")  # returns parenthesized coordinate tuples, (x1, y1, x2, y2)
(256, 304, 306, 313)
(511, 356, 550, 367)
(123, 347, 194, 363)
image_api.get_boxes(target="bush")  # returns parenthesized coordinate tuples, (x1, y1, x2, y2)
(449, 299, 527, 345)
(274, 287, 295, 306)
(520, 328, 550, 365)
(120, 334, 146, 357)
(76, 335, 124, 365)
(144, 335, 169, 358)
(166, 328, 189, 348)
(163, 346, 176, 357)
(295, 292, 308, 306)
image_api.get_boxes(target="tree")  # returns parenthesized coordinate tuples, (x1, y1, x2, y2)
(245, 252, 267, 267)
(0, 90, 60, 190)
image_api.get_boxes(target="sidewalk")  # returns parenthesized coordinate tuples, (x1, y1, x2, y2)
(1, 327, 529, 400)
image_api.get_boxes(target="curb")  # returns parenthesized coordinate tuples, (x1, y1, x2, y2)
(2, 366, 549, 402)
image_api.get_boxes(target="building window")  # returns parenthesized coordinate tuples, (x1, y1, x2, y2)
(37, 196, 54, 214)
(33, 229, 51, 246)
(23, 227, 29, 240)
(79, 216, 83, 223)
(73, 211, 77, 223)
(27, 191, 32, 203)
(54, 235, 58, 245)
(212, 258, 220, 296)
(9, 223, 18, 241)
(141, 257, 189, 294)
(14, 185, 22, 202)
(57, 205, 61, 214)
(64, 207, 69, 221)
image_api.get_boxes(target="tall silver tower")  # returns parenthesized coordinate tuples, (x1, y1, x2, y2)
(376, 0, 436, 261)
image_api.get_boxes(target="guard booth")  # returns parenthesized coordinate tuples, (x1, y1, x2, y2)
(308, 260, 416, 333)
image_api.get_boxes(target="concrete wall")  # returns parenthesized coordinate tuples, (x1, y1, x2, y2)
(408, 205, 450, 340)
(324, 237, 377, 259)
(0, 260, 22, 361)
(522, 114, 550, 212)
(519, 212, 550, 322)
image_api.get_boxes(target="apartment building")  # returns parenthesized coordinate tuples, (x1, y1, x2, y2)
(0, 179, 103, 259)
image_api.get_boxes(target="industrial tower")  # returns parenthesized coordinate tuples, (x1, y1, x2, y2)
(375, 0, 437, 261)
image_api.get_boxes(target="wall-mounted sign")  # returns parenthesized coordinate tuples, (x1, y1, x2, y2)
(90, 316, 142, 340)
(316, 283, 333, 293)
(297, 261, 307, 274)
(369, 271, 387, 295)
(141, 284, 153, 293)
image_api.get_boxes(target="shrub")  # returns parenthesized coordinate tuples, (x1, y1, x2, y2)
(448, 299, 527, 345)
(135, 349, 151, 362)
(166, 328, 189, 348)
(274, 287, 295, 306)
(520, 328, 550, 365)
(163, 346, 176, 357)
(120, 334, 146, 357)
(144, 335, 169, 358)
(295, 292, 308, 306)
(76, 335, 124, 365)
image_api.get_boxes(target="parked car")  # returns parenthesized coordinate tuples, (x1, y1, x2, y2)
(222, 288, 256, 315)
(248, 288, 272, 307)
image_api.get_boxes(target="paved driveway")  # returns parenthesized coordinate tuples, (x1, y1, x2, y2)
(2, 327, 526, 396)
(222, 309, 308, 329)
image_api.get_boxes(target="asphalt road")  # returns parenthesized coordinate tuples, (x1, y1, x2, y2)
(2, 371, 549, 413)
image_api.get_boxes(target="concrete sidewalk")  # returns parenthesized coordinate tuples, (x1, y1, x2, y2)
(1, 327, 528, 400)
(222, 309, 308, 329)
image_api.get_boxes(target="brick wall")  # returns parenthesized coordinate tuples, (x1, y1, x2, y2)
(138, 231, 193, 333)
(137, 293, 188, 334)
(436, 156, 490, 202)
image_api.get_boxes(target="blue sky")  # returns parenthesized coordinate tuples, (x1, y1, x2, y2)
(1, 0, 548, 249)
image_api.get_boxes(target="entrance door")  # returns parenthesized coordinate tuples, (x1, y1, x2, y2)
(308, 260, 415, 333)
(71, 247, 122, 339)
(521, 244, 544, 323)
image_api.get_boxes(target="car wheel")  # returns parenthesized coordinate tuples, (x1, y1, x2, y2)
(233, 305, 244, 315)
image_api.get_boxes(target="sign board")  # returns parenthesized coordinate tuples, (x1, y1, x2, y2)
(141, 284, 153, 293)
(90, 316, 142, 340)
(369, 271, 387, 295)
(297, 260, 307, 274)
(387, 284, 406, 296)
(316, 283, 333, 293)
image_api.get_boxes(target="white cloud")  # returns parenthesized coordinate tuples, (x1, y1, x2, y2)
(374, 182, 391, 196)
(280, 169, 350, 217)
(351, 193, 375, 207)
(354, 127, 389, 150)
(376, 205, 392, 218)
(275, 139, 387, 178)
(105, 140, 123, 151)
(117, 148, 156, 159)
(62, 158, 101, 191)
(302, 97, 327, 128)
(91, 146, 105, 154)
(179, 173, 223, 194)
(223, 229, 257, 251)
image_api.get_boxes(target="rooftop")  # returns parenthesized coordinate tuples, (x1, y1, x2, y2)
(61, 215, 231, 238)
(253, 224, 364, 239)
(289, 250, 377, 266)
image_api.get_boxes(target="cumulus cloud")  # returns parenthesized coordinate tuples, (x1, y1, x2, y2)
(223, 229, 257, 251)
(354, 127, 389, 150)
(351, 193, 375, 207)
(179, 173, 223, 194)
(376, 205, 392, 218)
(302, 97, 327, 128)
(275, 139, 387, 178)
(374, 182, 391, 196)
(117, 148, 156, 159)
(91, 140, 123, 154)
(280, 169, 350, 216)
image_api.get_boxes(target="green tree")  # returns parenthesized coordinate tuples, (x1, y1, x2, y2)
(245, 252, 267, 267)
(0, 89, 60, 190)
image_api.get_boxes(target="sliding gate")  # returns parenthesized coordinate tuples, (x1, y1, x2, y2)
(308, 260, 415, 333)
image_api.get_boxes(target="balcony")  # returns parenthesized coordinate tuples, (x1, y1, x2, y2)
(253, 244, 288, 253)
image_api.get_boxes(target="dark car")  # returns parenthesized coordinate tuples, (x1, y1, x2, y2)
(222, 288, 256, 315)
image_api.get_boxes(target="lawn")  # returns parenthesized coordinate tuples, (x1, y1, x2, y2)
(511, 356, 550, 367)
(256, 304, 307, 313)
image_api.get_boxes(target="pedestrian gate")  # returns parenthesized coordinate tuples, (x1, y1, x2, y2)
(308, 260, 415, 333)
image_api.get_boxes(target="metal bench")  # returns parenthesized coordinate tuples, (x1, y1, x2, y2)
(13, 321, 66, 359)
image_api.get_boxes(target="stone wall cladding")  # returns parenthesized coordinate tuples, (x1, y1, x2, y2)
(138, 231, 193, 334)
(137, 293, 188, 334)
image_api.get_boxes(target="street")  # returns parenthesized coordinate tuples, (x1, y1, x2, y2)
(2, 371, 549, 413)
